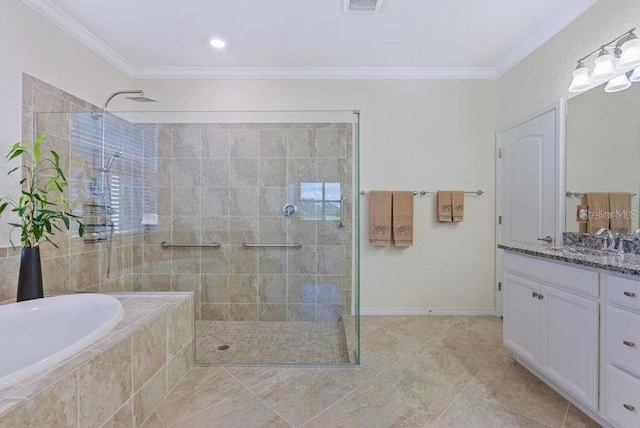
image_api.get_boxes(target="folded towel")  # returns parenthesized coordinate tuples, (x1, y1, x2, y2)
(369, 191, 392, 246)
(392, 191, 414, 247)
(437, 191, 453, 222)
(584, 192, 610, 234)
(610, 192, 632, 235)
(451, 191, 464, 222)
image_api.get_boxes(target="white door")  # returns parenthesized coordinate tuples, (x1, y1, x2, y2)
(503, 273, 540, 366)
(497, 105, 562, 315)
(539, 284, 599, 410)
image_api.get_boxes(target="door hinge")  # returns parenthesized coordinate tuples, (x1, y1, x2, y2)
(498, 282, 502, 291)
(498, 149, 503, 158)
(498, 215, 502, 225)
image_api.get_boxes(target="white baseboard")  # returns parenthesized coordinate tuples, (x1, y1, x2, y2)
(360, 307, 496, 316)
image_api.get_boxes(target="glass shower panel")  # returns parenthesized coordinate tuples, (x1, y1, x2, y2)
(36, 110, 360, 366)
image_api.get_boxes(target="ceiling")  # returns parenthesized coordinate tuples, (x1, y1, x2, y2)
(22, 0, 597, 79)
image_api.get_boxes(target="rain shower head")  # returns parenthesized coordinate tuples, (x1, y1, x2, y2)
(124, 95, 157, 103)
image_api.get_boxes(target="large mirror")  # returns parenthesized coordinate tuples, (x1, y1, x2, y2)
(565, 84, 640, 235)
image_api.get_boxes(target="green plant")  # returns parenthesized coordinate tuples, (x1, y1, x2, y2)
(0, 134, 83, 248)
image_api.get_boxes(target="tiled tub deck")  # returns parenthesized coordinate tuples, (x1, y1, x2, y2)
(0, 293, 194, 427)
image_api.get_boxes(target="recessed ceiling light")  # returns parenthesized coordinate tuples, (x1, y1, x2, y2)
(208, 37, 226, 49)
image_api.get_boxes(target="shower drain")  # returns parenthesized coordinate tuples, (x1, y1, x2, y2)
(217, 345, 230, 351)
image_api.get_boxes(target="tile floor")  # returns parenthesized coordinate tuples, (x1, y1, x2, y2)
(146, 316, 602, 427)
(196, 320, 350, 364)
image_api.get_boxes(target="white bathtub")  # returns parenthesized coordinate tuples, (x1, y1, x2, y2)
(0, 294, 123, 389)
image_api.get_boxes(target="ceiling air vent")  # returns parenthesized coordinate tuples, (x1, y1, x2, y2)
(343, 0, 383, 14)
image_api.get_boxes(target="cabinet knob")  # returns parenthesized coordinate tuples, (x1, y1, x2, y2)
(623, 291, 637, 297)
(623, 340, 636, 347)
(532, 292, 538, 298)
(623, 403, 635, 411)
(538, 294, 544, 300)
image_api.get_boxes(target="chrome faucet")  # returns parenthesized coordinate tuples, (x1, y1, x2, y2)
(617, 236, 637, 255)
(595, 228, 616, 251)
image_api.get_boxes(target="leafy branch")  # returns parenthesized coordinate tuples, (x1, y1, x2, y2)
(0, 134, 84, 248)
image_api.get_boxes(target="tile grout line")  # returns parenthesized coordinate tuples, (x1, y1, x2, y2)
(222, 367, 295, 427)
(561, 401, 570, 427)
(298, 389, 358, 427)
(431, 343, 505, 426)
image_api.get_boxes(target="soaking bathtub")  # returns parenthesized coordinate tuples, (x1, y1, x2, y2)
(0, 294, 123, 389)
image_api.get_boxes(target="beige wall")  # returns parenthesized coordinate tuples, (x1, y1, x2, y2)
(0, 0, 132, 245)
(134, 79, 497, 312)
(496, 0, 640, 129)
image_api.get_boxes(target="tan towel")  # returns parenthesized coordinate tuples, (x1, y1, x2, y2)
(437, 191, 452, 222)
(392, 191, 414, 247)
(369, 191, 392, 246)
(584, 192, 610, 234)
(610, 192, 632, 235)
(451, 191, 464, 222)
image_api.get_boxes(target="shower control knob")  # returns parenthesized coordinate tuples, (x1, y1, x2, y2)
(282, 204, 298, 217)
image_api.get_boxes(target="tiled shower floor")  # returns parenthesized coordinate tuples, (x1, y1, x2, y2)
(195, 320, 350, 364)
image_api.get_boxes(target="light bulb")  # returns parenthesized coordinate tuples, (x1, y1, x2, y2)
(208, 37, 226, 49)
(591, 49, 617, 83)
(604, 73, 632, 93)
(568, 62, 593, 92)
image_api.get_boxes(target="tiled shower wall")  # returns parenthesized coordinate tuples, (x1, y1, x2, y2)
(0, 74, 141, 302)
(136, 123, 354, 321)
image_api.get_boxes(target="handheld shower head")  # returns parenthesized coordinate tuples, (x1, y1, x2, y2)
(103, 151, 123, 172)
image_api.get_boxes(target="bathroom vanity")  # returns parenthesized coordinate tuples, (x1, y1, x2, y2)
(500, 244, 640, 428)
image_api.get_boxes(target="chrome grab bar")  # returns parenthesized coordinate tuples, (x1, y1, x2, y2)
(242, 242, 303, 249)
(160, 241, 221, 248)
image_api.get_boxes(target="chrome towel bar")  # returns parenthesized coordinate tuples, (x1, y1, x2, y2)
(242, 242, 303, 249)
(360, 190, 484, 196)
(160, 241, 221, 248)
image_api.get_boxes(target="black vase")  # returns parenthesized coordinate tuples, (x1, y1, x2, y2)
(17, 246, 43, 302)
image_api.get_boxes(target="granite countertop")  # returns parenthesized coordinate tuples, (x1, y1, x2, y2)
(498, 242, 640, 277)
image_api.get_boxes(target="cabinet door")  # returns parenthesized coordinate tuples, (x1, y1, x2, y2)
(540, 284, 599, 410)
(504, 273, 540, 365)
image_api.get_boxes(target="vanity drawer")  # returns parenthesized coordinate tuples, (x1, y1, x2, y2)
(607, 306, 640, 377)
(606, 364, 640, 428)
(503, 252, 599, 297)
(608, 275, 640, 311)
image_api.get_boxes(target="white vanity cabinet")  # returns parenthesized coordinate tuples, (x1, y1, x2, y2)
(503, 252, 599, 410)
(603, 274, 640, 428)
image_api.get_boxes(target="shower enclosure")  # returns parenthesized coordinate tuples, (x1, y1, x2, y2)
(34, 109, 360, 366)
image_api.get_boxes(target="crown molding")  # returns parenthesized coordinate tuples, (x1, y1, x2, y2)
(131, 66, 496, 80)
(22, 0, 595, 80)
(21, 0, 136, 76)
(493, 0, 598, 78)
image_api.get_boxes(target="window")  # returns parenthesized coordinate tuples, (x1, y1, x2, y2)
(300, 182, 342, 221)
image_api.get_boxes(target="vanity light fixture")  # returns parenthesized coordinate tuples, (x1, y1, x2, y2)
(569, 28, 640, 93)
(208, 37, 226, 49)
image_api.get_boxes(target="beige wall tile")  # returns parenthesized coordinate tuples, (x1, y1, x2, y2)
(229, 274, 257, 304)
(70, 251, 100, 290)
(172, 129, 201, 158)
(167, 299, 193, 358)
(230, 303, 257, 321)
(229, 216, 258, 244)
(0, 370, 78, 427)
(258, 275, 286, 304)
(168, 342, 193, 392)
(287, 129, 317, 158)
(201, 274, 229, 303)
(201, 303, 229, 320)
(200, 158, 230, 187)
(79, 336, 133, 427)
(200, 187, 230, 217)
(259, 129, 287, 158)
(258, 248, 286, 275)
(230, 129, 259, 158)
(134, 366, 167, 427)
(102, 398, 134, 428)
(202, 129, 230, 158)
(230, 159, 259, 187)
(258, 304, 287, 321)
(259, 158, 287, 187)
(229, 187, 259, 216)
(133, 314, 167, 391)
